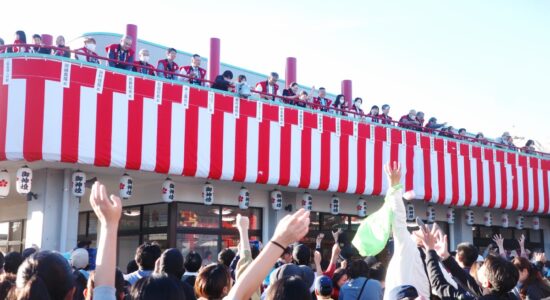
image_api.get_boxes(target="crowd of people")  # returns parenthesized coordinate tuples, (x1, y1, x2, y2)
(0, 30, 542, 155)
(0, 163, 549, 300)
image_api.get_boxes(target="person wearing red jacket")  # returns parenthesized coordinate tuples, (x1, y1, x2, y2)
(366, 105, 380, 123)
(75, 37, 100, 64)
(180, 54, 207, 85)
(254, 72, 280, 101)
(399, 109, 421, 130)
(312, 87, 332, 112)
(156, 48, 178, 79)
(133, 49, 156, 76)
(379, 104, 393, 125)
(349, 97, 365, 118)
(7, 30, 27, 53)
(105, 35, 134, 70)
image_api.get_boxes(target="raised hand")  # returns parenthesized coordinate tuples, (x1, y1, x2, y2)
(492, 234, 504, 249)
(314, 250, 322, 265)
(272, 209, 310, 247)
(90, 181, 122, 227)
(534, 252, 547, 263)
(236, 214, 249, 232)
(434, 228, 450, 259)
(384, 161, 402, 187)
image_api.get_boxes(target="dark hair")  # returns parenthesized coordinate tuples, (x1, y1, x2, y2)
(251, 246, 260, 260)
(127, 259, 139, 274)
(222, 70, 234, 80)
(476, 132, 484, 139)
(135, 243, 161, 271)
(459, 128, 467, 134)
(218, 248, 236, 268)
(292, 244, 311, 266)
(270, 72, 279, 79)
(85, 269, 126, 300)
(184, 251, 202, 273)
(15, 30, 27, 43)
(381, 104, 390, 110)
(354, 97, 362, 103)
(192, 54, 201, 59)
(457, 243, 479, 268)
(0, 38, 4, 46)
(267, 276, 312, 300)
(334, 95, 345, 107)
(289, 82, 298, 88)
(484, 254, 519, 295)
(525, 139, 534, 147)
(332, 268, 347, 288)
(512, 256, 550, 296)
(370, 105, 379, 111)
(238, 75, 247, 81)
(131, 275, 185, 300)
(347, 259, 369, 279)
(32, 34, 41, 40)
(167, 48, 177, 53)
(22, 247, 38, 259)
(0, 273, 16, 300)
(194, 263, 232, 299)
(16, 251, 75, 300)
(319, 87, 326, 90)
(0, 252, 4, 269)
(368, 262, 386, 282)
(157, 248, 185, 280)
(4, 252, 23, 274)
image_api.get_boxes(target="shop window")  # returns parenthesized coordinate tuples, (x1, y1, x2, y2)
(143, 204, 168, 228)
(178, 203, 219, 228)
(117, 235, 140, 270)
(221, 207, 261, 230)
(0, 220, 26, 253)
(120, 206, 141, 231)
(529, 229, 542, 243)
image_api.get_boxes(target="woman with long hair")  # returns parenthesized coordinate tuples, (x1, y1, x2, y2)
(512, 256, 550, 299)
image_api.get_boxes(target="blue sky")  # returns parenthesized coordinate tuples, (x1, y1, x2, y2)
(2, 0, 549, 150)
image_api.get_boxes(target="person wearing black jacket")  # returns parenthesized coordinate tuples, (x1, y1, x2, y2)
(417, 224, 519, 300)
(211, 70, 234, 92)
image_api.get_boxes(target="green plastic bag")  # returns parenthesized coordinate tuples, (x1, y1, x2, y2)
(352, 194, 394, 257)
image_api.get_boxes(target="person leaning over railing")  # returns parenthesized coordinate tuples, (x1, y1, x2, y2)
(29, 34, 51, 54)
(235, 75, 251, 99)
(53, 35, 71, 58)
(180, 54, 207, 86)
(379, 104, 393, 125)
(399, 109, 420, 130)
(425, 117, 447, 134)
(349, 97, 365, 119)
(312, 87, 332, 112)
(332, 94, 348, 116)
(415, 111, 425, 131)
(211, 70, 235, 92)
(105, 35, 134, 71)
(522, 140, 536, 155)
(7, 30, 27, 53)
(156, 47, 178, 79)
(282, 82, 300, 105)
(366, 105, 380, 123)
(75, 37, 100, 64)
(254, 72, 280, 101)
(132, 49, 156, 75)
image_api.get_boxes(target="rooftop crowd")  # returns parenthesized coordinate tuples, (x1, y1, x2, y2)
(0, 31, 542, 156)
(0, 162, 549, 300)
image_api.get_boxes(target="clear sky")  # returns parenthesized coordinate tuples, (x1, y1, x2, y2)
(2, 0, 549, 151)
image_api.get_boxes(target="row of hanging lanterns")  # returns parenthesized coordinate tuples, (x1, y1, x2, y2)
(0, 168, 544, 230)
(405, 203, 539, 230)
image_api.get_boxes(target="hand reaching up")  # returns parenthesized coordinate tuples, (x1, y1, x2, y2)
(90, 181, 122, 227)
(272, 209, 310, 247)
(314, 250, 322, 265)
(384, 161, 401, 187)
(492, 234, 504, 250)
(236, 214, 250, 232)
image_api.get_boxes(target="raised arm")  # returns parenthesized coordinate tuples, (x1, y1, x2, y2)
(90, 182, 122, 297)
(226, 209, 310, 300)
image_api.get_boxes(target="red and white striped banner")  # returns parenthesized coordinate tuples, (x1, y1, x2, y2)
(1, 57, 549, 213)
